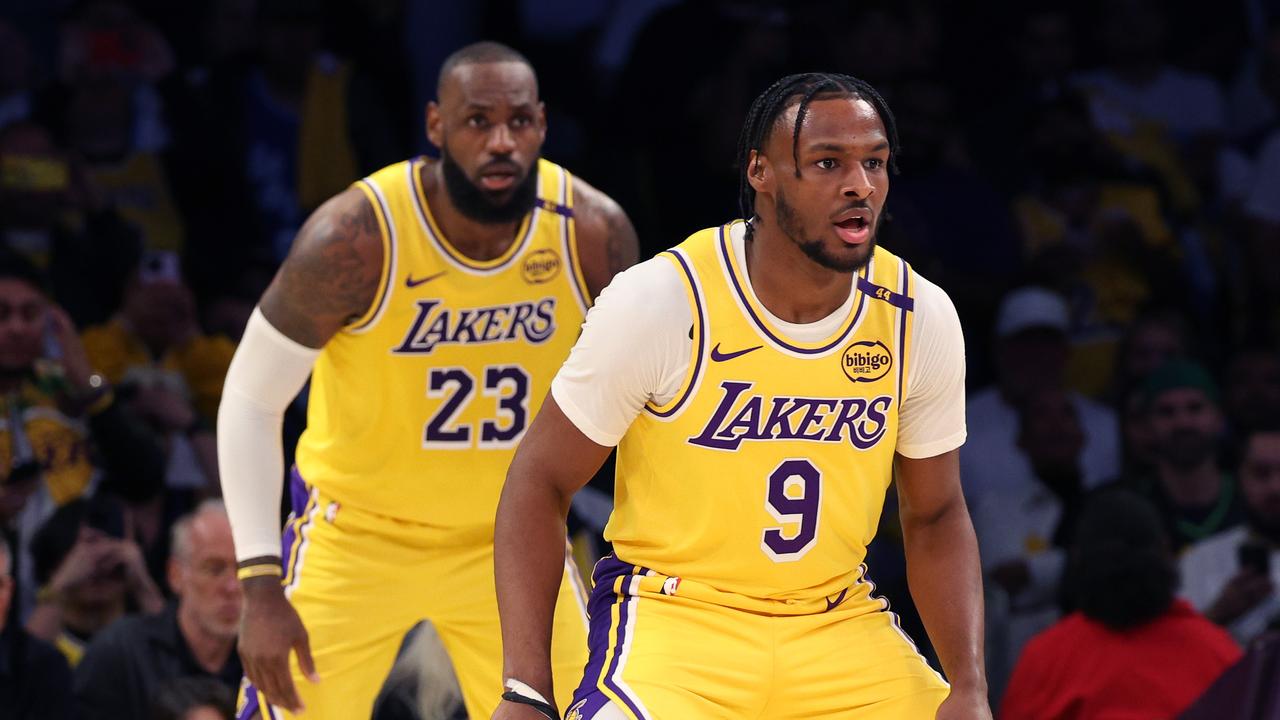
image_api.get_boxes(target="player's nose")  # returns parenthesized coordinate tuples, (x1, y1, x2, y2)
(841, 166, 874, 200)
(487, 123, 517, 154)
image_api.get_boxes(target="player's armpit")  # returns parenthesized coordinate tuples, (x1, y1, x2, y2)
(571, 178, 639, 298)
(259, 187, 385, 349)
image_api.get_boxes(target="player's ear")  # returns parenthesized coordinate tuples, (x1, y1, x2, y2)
(746, 149, 772, 193)
(426, 102, 443, 149)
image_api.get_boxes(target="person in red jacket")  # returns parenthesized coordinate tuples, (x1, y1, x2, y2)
(1000, 489, 1241, 719)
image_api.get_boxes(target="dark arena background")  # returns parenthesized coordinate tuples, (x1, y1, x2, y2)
(1, 0, 1279, 718)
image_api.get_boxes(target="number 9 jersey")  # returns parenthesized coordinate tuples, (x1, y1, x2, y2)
(295, 156, 591, 536)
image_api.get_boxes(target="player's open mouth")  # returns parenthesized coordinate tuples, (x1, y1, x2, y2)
(479, 172, 517, 191)
(833, 211, 872, 245)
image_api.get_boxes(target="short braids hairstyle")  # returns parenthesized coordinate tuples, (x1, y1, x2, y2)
(735, 73, 900, 240)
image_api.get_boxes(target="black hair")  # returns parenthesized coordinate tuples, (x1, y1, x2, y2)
(31, 494, 127, 585)
(151, 676, 235, 720)
(1069, 489, 1177, 630)
(437, 41, 536, 95)
(1238, 417, 1280, 464)
(0, 248, 49, 294)
(735, 72, 900, 240)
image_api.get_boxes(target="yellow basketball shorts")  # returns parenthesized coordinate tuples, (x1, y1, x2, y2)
(564, 555, 949, 720)
(236, 469, 589, 719)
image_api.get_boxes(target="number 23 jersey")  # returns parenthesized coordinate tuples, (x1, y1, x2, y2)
(552, 221, 966, 611)
(294, 157, 591, 534)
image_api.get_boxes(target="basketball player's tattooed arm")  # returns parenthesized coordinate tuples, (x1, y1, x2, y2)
(896, 450, 993, 720)
(234, 188, 383, 715)
(259, 187, 385, 348)
(494, 398, 614, 719)
(572, 178, 639, 298)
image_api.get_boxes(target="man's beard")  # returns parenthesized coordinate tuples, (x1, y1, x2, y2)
(775, 187, 877, 273)
(441, 147, 539, 225)
(1158, 429, 1217, 469)
(1246, 505, 1280, 546)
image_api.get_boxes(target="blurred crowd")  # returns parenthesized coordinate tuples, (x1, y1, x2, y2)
(1, 0, 1278, 718)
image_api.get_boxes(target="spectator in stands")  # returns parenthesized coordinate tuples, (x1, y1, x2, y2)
(1120, 384, 1162, 481)
(974, 386, 1087, 695)
(0, 120, 142, 326)
(1224, 347, 1280, 436)
(74, 500, 242, 719)
(1132, 359, 1243, 550)
(26, 494, 164, 667)
(179, 0, 396, 267)
(1180, 423, 1280, 643)
(1000, 490, 1240, 719)
(0, 534, 75, 719)
(962, 287, 1119, 506)
(1113, 307, 1190, 401)
(1073, 0, 1226, 216)
(0, 250, 163, 616)
(151, 675, 236, 720)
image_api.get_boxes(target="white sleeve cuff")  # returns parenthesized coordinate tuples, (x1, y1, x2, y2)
(551, 380, 622, 448)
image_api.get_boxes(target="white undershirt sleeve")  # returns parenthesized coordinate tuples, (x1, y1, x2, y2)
(217, 308, 319, 561)
(550, 257, 692, 447)
(896, 273, 967, 459)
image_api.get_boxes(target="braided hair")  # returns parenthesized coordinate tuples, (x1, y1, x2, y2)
(735, 73, 900, 240)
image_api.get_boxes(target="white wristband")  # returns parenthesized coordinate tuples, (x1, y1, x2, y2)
(504, 678, 551, 705)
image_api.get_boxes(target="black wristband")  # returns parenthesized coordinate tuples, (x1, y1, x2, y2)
(501, 690, 559, 719)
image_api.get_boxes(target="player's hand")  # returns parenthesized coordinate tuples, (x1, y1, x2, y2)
(491, 699, 557, 720)
(1206, 570, 1273, 626)
(935, 687, 993, 720)
(239, 576, 320, 714)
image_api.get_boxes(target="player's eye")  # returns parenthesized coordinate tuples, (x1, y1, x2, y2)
(865, 158, 885, 170)
(816, 158, 838, 170)
(467, 115, 489, 129)
(510, 114, 532, 128)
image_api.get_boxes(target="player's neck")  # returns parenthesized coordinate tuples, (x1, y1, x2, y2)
(1158, 461, 1222, 508)
(423, 161, 522, 262)
(745, 224, 852, 325)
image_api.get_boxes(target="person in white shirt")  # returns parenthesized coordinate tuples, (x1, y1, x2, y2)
(974, 386, 1088, 698)
(1181, 424, 1280, 643)
(962, 287, 1119, 508)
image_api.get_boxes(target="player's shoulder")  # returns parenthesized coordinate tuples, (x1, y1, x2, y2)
(902, 265, 961, 344)
(559, 167, 640, 297)
(596, 252, 687, 305)
(567, 171, 628, 241)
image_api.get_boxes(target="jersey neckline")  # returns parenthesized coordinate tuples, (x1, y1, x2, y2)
(717, 220, 870, 356)
(408, 156, 537, 274)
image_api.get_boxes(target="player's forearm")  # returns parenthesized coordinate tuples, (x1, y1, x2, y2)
(902, 496, 988, 694)
(494, 469, 574, 703)
(217, 309, 318, 562)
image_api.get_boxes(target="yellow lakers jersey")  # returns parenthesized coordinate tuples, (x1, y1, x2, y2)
(294, 157, 591, 533)
(610, 221, 915, 613)
(1, 383, 94, 505)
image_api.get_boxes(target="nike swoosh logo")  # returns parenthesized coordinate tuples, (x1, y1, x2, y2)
(405, 271, 447, 288)
(710, 343, 762, 362)
(825, 588, 848, 612)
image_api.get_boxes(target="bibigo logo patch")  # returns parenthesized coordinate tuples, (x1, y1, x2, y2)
(841, 340, 893, 383)
(522, 249, 561, 284)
